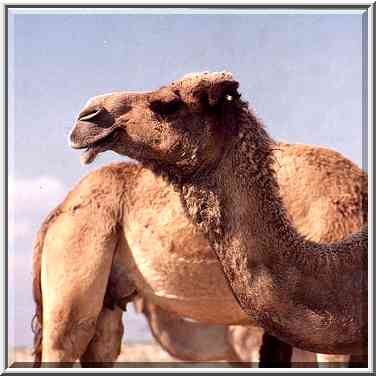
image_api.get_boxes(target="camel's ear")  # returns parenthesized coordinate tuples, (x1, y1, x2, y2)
(173, 71, 240, 108)
(204, 77, 240, 107)
(195, 71, 239, 107)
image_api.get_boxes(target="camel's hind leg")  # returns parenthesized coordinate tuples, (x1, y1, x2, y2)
(40, 207, 119, 365)
(80, 306, 124, 367)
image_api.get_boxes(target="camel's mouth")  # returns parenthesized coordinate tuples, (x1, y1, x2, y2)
(76, 131, 117, 165)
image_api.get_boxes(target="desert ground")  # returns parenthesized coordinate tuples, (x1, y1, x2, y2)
(9, 342, 337, 368)
(10, 342, 178, 368)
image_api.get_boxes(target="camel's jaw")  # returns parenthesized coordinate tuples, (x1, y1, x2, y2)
(69, 126, 118, 165)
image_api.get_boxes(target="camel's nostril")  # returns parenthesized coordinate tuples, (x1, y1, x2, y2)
(77, 107, 114, 129)
(78, 108, 103, 122)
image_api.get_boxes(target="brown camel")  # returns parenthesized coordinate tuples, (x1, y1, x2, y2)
(31, 72, 367, 366)
(68, 71, 367, 355)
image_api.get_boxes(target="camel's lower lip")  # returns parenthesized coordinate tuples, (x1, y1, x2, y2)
(80, 146, 99, 165)
(78, 131, 116, 165)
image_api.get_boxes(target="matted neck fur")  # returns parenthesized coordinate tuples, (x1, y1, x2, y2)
(70, 71, 367, 354)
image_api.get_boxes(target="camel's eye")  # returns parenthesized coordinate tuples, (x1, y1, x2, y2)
(150, 98, 183, 116)
(222, 91, 241, 103)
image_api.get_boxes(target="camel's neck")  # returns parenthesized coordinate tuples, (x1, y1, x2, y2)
(179, 107, 367, 354)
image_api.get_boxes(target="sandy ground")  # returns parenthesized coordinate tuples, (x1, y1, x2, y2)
(9, 343, 353, 369)
(10, 342, 177, 366)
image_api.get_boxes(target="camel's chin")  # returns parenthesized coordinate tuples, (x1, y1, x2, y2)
(78, 132, 117, 165)
(80, 147, 100, 165)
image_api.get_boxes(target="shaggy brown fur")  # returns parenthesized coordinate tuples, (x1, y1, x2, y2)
(68, 71, 367, 356)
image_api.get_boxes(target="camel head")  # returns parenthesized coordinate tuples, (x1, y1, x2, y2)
(70, 71, 242, 177)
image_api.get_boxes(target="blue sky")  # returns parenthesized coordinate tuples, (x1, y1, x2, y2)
(8, 9, 366, 348)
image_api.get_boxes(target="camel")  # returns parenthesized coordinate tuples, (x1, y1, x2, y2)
(31, 72, 367, 366)
(68, 71, 367, 356)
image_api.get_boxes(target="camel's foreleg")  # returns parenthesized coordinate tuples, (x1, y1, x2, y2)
(259, 332, 293, 367)
(349, 353, 368, 367)
(40, 208, 119, 365)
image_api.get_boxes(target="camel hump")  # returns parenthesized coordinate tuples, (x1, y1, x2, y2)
(274, 142, 367, 242)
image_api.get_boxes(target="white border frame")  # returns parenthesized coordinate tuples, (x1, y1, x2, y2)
(1, 1, 373, 373)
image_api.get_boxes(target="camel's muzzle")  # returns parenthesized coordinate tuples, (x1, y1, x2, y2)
(69, 106, 118, 165)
